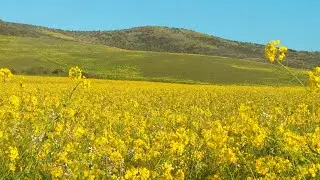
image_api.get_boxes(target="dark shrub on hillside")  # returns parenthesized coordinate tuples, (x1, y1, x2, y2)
(82, 72, 102, 79)
(24, 67, 50, 75)
(9, 68, 17, 74)
(52, 68, 64, 75)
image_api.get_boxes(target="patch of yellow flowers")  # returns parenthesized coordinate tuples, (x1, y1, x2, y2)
(1, 43, 320, 180)
(0, 66, 320, 179)
(0, 68, 13, 82)
(308, 67, 320, 92)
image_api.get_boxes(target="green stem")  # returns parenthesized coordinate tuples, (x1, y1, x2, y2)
(276, 60, 311, 92)
(68, 81, 82, 101)
(51, 81, 82, 122)
(63, 81, 82, 107)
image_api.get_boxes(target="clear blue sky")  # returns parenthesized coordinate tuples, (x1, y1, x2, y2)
(1, 0, 319, 51)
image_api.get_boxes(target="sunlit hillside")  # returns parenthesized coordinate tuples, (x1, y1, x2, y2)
(0, 35, 307, 85)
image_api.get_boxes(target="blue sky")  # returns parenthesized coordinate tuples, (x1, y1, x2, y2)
(1, 0, 319, 51)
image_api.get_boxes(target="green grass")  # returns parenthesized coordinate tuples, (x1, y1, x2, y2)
(0, 35, 308, 85)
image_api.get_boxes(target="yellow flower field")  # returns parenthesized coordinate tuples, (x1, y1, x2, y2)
(0, 74, 320, 179)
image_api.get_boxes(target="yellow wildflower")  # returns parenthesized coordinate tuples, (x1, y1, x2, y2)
(8, 146, 19, 161)
(51, 166, 63, 178)
(308, 66, 320, 92)
(9, 95, 20, 109)
(74, 126, 86, 138)
(308, 164, 318, 178)
(8, 163, 16, 172)
(0, 68, 13, 82)
(109, 151, 123, 165)
(265, 41, 277, 63)
(265, 40, 288, 63)
(175, 169, 185, 180)
(279, 46, 288, 53)
(55, 123, 64, 134)
(69, 66, 82, 80)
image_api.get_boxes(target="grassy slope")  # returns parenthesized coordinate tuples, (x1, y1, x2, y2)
(1, 20, 319, 69)
(0, 35, 307, 85)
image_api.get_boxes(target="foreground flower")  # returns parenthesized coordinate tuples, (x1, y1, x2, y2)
(6, 146, 19, 172)
(8, 146, 19, 161)
(278, 46, 288, 61)
(308, 66, 320, 92)
(69, 66, 82, 80)
(8, 163, 16, 172)
(82, 77, 91, 89)
(265, 40, 288, 63)
(0, 68, 13, 82)
(51, 167, 63, 178)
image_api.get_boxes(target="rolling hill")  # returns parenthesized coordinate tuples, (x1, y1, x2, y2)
(1, 20, 319, 69)
(66, 26, 320, 69)
(0, 34, 307, 85)
(0, 19, 314, 85)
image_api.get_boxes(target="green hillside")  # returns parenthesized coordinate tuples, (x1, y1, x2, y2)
(0, 20, 319, 69)
(0, 34, 307, 85)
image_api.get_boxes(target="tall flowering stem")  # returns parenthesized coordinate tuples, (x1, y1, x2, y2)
(265, 40, 318, 92)
(64, 66, 91, 107)
(276, 60, 311, 92)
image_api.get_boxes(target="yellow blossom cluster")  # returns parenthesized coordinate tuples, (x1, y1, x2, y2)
(69, 66, 83, 80)
(68, 66, 91, 89)
(265, 40, 288, 63)
(0, 68, 13, 82)
(308, 66, 320, 92)
(255, 156, 292, 178)
(6, 146, 19, 171)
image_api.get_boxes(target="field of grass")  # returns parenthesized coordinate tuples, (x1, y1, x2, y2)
(0, 35, 308, 85)
(0, 75, 320, 179)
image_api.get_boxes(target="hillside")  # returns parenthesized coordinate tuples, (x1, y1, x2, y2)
(66, 27, 320, 69)
(0, 34, 308, 85)
(0, 20, 319, 69)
